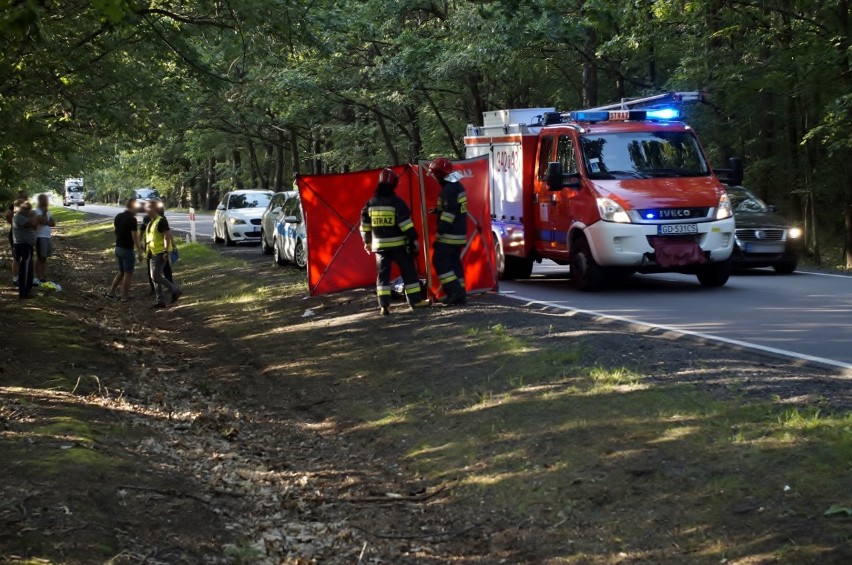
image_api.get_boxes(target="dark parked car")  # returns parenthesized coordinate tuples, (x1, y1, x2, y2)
(728, 186, 803, 273)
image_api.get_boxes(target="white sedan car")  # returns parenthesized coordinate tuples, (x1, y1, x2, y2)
(214, 190, 274, 246)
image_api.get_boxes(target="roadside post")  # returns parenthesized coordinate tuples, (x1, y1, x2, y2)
(189, 207, 197, 243)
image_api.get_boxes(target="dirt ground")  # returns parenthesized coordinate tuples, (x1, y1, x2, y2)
(1, 212, 850, 564)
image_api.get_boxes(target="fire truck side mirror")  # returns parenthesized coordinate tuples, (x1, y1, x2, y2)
(546, 162, 565, 191)
(546, 162, 582, 191)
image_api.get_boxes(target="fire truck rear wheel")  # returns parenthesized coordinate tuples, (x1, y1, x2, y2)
(570, 237, 605, 291)
(496, 237, 533, 280)
(696, 259, 732, 288)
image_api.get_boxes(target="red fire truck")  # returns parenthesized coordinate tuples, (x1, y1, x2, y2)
(464, 92, 736, 290)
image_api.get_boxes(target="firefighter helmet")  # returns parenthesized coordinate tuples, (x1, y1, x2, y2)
(427, 157, 454, 178)
(378, 167, 399, 187)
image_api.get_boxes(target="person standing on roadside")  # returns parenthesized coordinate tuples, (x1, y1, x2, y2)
(5, 190, 28, 285)
(33, 194, 56, 285)
(428, 157, 468, 305)
(107, 198, 144, 302)
(144, 199, 181, 308)
(12, 199, 37, 299)
(140, 205, 173, 295)
(360, 168, 431, 316)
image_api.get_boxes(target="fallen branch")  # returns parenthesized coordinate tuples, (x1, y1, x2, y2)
(315, 481, 455, 505)
(117, 485, 209, 505)
(351, 521, 481, 540)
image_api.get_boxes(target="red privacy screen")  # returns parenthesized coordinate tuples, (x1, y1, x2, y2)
(298, 157, 496, 298)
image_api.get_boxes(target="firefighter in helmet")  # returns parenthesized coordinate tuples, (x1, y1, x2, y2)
(428, 157, 467, 305)
(361, 168, 431, 316)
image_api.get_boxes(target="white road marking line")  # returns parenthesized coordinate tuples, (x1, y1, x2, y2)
(798, 270, 852, 280)
(504, 293, 852, 372)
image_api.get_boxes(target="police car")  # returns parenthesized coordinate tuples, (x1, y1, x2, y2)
(260, 191, 307, 268)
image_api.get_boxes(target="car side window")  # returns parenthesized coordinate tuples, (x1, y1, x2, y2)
(537, 136, 555, 181)
(271, 194, 283, 210)
(557, 135, 578, 174)
(282, 197, 296, 216)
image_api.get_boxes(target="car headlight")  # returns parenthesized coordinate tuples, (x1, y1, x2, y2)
(229, 218, 246, 225)
(716, 193, 733, 220)
(596, 198, 631, 223)
(788, 227, 802, 239)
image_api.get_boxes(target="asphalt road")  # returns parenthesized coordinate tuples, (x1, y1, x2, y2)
(501, 263, 852, 370)
(75, 203, 852, 369)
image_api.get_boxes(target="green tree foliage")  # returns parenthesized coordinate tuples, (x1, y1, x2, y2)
(1, 0, 850, 265)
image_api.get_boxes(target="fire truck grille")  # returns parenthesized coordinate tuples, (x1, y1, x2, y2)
(735, 228, 784, 242)
(647, 234, 704, 246)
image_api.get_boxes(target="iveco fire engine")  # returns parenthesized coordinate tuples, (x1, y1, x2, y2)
(465, 92, 735, 290)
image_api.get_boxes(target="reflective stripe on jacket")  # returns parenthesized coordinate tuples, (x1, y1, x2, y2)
(360, 195, 418, 252)
(436, 180, 467, 246)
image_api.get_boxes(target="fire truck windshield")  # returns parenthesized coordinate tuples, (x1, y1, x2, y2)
(580, 131, 710, 180)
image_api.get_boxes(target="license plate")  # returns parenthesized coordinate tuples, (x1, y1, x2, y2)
(658, 224, 698, 235)
(744, 243, 785, 254)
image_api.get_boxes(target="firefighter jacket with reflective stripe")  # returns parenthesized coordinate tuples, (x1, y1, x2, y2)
(435, 179, 467, 245)
(360, 194, 418, 252)
(145, 216, 166, 255)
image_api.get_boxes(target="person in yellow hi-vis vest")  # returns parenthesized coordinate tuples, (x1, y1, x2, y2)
(144, 199, 182, 308)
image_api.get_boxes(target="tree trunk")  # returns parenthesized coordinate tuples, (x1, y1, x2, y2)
(205, 157, 216, 210)
(374, 111, 400, 164)
(422, 88, 461, 159)
(404, 105, 422, 162)
(231, 149, 244, 189)
(846, 205, 852, 268)
(274, 129, 285, 192)
(289, 127, 300, 178)
(581, 12, 598, 107)
(245, 136, 262, 188)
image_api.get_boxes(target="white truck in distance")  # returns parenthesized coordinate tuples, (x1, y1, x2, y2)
(63, 178, 85, 206)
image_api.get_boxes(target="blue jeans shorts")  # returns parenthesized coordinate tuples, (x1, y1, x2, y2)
(115, 247, 136, 274)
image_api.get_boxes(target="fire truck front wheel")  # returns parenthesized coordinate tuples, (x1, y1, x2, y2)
(570, 236, 606, 291)
(696, 258, 733, 288)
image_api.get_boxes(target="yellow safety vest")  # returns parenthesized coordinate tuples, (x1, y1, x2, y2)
(146, 216, 166, 255)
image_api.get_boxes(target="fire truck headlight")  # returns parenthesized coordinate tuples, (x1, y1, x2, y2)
(788, 227, 803, 239)
(716, 193, 733, 220)
(596, 198, 631, 223)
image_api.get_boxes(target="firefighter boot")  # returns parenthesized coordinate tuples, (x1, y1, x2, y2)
(379, 306, 390, 317)
(408, 299, 432, 312)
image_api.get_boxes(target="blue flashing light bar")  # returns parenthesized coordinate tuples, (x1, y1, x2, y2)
(568, 107, 682, 124)
(646, 107, 680, 120)
(569, 111, 610, 123)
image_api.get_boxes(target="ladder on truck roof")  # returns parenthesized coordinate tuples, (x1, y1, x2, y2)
(582, 91, 704, 112)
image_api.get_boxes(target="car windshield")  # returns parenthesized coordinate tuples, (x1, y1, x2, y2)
(580, 131, 710, 179)
(136, 189, 159, 199)
(67, 186, 83, 193)
(727, 187, 769, 213)
(230, 193, 271, 209)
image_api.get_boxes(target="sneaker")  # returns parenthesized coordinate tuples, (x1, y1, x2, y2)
(170, 289, 183, 304)
(105, 292, 118, 300)
(408, 299, 432, 312)
(120, 297, 133, 303)
(153, 300, 167, 309)
(379, 306, 390, 317)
